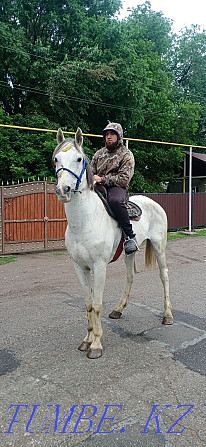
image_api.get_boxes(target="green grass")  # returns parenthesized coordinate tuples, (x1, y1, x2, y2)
(51, 251, 65, 256)
(0, 255, 17, 265)
(167, 229, 206, 240)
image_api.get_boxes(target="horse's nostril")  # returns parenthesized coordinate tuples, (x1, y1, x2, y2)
(56, 186, 61, 195)
(63, 185, 71, 194)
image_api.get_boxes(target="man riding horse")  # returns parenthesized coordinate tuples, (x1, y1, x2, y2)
(54, 127, 173, 358)
(90, 122, 139, 255)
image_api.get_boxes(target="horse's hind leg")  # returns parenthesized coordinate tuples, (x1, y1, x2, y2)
(73, 263, 94, 352)
(151, 240, 173, 325)
(109, 253, 135, 319)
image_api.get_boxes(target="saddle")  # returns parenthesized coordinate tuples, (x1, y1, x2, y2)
(94, 185, 142, 221)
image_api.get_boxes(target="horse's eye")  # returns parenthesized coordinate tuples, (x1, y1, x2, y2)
(55, 157, 58, 162)
(77, 157, 82, 162)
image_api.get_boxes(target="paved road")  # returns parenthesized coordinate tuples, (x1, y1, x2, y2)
(0, 236, 206, 446)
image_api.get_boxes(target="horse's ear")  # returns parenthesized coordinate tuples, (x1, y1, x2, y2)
(57, 128, 65, 144)
(75, 127, 83, 146)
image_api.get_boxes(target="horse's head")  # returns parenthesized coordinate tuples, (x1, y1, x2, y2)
(53, 128, 93, 202)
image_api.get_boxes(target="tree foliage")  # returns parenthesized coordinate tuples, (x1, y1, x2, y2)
(0, 0, 205, 190)
(170, 26, 206, 148)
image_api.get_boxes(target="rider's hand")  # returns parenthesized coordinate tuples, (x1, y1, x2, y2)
(93, 175, 102, 183)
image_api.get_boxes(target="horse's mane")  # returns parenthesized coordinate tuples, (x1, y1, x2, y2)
(85, 158, 94, 190)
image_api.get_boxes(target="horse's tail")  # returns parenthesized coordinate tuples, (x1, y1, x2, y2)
(145, 239, 156, 268)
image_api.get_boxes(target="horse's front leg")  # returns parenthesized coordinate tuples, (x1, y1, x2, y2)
(87, 262, 107, 359)
(73, 262, 94, 352)
(109, 253, 135, 319)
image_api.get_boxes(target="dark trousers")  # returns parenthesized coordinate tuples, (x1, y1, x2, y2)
(107, 186, 134, 238)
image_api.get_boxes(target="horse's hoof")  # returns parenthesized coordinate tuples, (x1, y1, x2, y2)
(109, 310, 122, 319)
(162, 316, 173, 325)
(87, 348, 102, 359)
(78, 341, 91, 352)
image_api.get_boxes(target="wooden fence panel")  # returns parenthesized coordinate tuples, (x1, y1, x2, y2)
(1, 182, 67, 254)
(4, 194, 45, 241)
(46, 182, 67, 248)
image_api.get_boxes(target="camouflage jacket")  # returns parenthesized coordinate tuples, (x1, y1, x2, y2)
(90, 143, 135, 188)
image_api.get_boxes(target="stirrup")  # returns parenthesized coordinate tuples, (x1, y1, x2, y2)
(124, 237, 139, 255)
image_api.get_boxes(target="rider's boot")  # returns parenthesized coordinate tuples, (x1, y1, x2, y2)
(124, 233, 139, 255)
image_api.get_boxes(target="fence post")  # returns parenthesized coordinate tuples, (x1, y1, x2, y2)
(0, 186, 3, 254)
(44, 180, 48, 250)
(183, 155, 186, 193)
(188, 146, 192, 232)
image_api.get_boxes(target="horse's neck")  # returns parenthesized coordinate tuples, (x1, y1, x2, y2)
(64, 184, 121, 259)
(64, 188, 103, 232)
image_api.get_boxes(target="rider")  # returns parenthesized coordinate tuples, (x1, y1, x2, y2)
(90, 122, 139, 255)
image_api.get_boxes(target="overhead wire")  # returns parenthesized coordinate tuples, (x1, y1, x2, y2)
(0, 37, 205, 118)
(1, 38, 205, 106)
(0, 41, 175, 91)
(0, 47, 205, 107)
(0, 80, 173, 115)
(1, 80, 203, 117)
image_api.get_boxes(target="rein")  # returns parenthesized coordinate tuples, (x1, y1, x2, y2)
(55, 159, 88, 191)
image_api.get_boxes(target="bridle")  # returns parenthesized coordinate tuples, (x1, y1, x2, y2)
(55, 158, 88, 192)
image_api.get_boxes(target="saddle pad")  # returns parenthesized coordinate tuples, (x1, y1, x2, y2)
(127, 200, 142, 221)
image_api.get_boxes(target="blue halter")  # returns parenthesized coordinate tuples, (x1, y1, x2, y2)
(55, 159, 88, 191)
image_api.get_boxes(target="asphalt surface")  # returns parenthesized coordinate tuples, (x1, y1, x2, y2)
(0, 236, 206, 447)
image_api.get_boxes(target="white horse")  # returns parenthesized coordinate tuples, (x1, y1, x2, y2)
(53, 128, 173, 359)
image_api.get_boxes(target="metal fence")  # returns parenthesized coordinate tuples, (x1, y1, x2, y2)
(143, 192, 206, 230)
(1, 182, 206, 255)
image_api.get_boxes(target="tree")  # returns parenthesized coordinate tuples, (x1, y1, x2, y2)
(0, 0, 204, 191)
(170, 26, 206, 147)
(0, 108, 57, 183)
